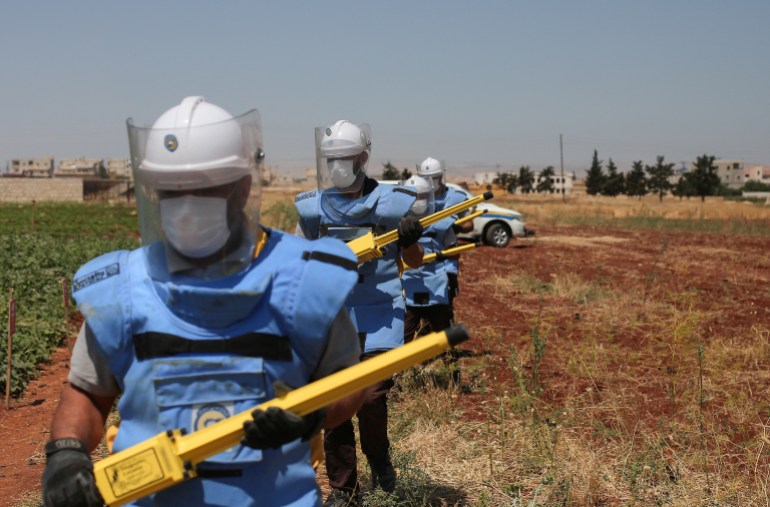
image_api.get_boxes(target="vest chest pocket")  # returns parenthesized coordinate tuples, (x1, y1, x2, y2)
(152, 356, 267, 465)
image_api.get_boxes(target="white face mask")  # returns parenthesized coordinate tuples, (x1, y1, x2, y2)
(412, 199, 427, 215)
(160, 195, 230, 258)
(328, 159, 358, 189)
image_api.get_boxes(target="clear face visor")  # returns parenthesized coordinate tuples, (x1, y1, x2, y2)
(405, 176, 435, 218)
(428, 174, 443, 191)
(127, 108, 264, 278)
(315, 123, 371, 196)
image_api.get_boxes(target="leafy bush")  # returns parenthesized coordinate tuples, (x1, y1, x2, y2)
(0, 203, 138, 397)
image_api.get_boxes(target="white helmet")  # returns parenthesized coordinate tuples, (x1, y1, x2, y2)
(129, 96, 264, 191)
(319, 120, 371, 159)
(315, 120, 371, 193)
(418, 157, 444, 177)
(404, 175, 435, 217)
(127, 97, 264, 260)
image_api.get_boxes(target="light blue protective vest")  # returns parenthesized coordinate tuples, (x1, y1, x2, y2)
(295, 181, 416, 352)
(402, 217, 455, 307)
(71, 229, 358, 507)
(435, 187, 468, 276)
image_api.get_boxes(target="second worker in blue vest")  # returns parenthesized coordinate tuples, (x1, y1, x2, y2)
(295, 120, 424, 506)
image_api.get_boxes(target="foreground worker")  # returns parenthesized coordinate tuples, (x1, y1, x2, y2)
(41, 97, 366, 507)
(295, 120, 423, 506)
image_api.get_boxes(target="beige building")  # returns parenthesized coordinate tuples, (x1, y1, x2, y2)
(538, 171, 575, 195)
(6, 157, 54, 178)
(711, 159, 745, 189)
(106, 158, 132, 179)
(473, 171, 498, 186)
(744, 164, 770, 183)
(57, 157, 101, 177)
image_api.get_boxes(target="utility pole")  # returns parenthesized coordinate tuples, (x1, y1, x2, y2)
(560, 134, 565, 202)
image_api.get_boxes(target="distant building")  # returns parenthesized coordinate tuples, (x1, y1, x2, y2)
(6, 157, 54, 178)
(710, 159, 745, 189)
(744, 164, 770, 183)
(481, 169, 575, 195)
(106, 159, 132, 179)
(473, 172, 497, 185)
(57, 157, 101, 178)
(538, 171, 575, 195)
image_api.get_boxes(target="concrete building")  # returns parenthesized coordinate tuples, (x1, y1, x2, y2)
(744, 164, 770, 183)
(710, 159, 745, 189)
(106, 158, 132, 179)
(537, 171, 575, 195)
(57, 157, 101, 177)
(5, 157, 54, 178)
(473, 172, 498, 186)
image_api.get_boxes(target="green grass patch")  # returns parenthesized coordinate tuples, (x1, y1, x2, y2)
(0, 202, 139, 397)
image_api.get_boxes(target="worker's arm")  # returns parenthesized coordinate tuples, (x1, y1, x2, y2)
(312, 307, 370, 428)
(454, 219, 474, 234)
(44, 384, 114, 507)
(324, 389, 370, 428)
(50, 384, 116, 451)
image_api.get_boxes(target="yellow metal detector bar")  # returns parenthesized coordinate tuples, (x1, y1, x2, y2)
(347, 191, 494, 263)
(453, 208, 486, 227)
(93, 326, 470, 506)
(422, 242, 481, 264)
(402, 242, 482, 270)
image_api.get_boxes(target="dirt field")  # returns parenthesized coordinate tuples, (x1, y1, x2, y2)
(2, 194, 769, 505)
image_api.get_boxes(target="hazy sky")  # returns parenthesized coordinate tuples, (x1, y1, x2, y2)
(1, 1, 768, 177)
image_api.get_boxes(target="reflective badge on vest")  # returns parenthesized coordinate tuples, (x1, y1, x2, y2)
(193, 402, 234, 431)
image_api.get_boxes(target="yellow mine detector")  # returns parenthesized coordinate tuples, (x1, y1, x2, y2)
(92, 326, 470, 506)
(421, 242, 481, 265)
(453, 208, 486, 227)
(346, 191, 493, 263)
(402, 242, 482, 270)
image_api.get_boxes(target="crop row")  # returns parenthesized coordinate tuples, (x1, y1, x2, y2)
(0, 203, 139, 397)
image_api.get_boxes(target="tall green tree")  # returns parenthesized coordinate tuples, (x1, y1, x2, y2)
(688, 154, 721, 202)
(645, 155, 675, 202)
(536, 166, 555, 193)
(585, 150, 605, 195)
(400, 168, 413, 181)
(602, 159, 625, 197)
(518, 165, 535, 193)
(625, 160, 647, 199)
(381, 161, 400, 180)
(671, 173, 695, 200)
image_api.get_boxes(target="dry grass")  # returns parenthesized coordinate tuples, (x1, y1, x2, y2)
(484, 191, 770, 223)
(17, 189, 770, 507)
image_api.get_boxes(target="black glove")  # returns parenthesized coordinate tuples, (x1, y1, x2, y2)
(397, 216, 424, 249)
(241, 406, 326, 450)
(42, 438, 103, 507)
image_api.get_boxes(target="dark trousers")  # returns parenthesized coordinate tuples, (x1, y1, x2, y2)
(323, 352, 395, 492)
(404, 304, 453, 344)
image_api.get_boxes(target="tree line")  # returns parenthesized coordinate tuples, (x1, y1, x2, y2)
(584, 151, 730, 202)
(495, 151, 766, 202)
(383, 154, 769, 202)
